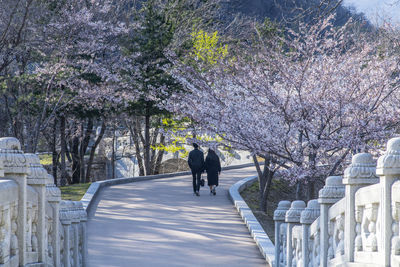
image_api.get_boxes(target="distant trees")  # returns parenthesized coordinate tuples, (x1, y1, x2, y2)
(0, 0, 128, 184)
(0, 0, 224, 183)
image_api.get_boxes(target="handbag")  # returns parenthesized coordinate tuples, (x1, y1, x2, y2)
(200, 178, 205, 187)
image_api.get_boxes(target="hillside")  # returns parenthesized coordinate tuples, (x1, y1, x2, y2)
(220, 0, 368, 26)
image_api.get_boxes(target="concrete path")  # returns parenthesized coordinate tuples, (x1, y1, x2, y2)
(87, 167, 266, 267)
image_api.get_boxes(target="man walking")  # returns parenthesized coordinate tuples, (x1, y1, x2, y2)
(188, 143, 204, 196)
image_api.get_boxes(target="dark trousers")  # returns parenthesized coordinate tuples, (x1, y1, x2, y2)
(192, 171, 201, 193)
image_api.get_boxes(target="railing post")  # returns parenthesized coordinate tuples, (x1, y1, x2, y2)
(376, 137, 400, 267)
(285, 200, 306, 267)
(318, 176, 345, 267)
(60, 201, 72, 267)
(46, 174, 61, 267)
(71, 203, 81, 267)
(25, 153, 49, 263)
(343, 153, 378, 262)
(77, 202, 88, 267)
(0, 137, 28, 266)
(274, 200, 291, 267)
(300, 199, 320, 267)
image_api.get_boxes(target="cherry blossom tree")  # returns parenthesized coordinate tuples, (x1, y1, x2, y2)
(0, 0, 133, 184)
(36, 0, 131, 184)
(165, 17, 400, 208)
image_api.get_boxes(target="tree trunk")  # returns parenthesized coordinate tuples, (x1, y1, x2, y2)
(149, 127, 159, 170)
(307, 181, 315, 201)
(79, 123, 85, 183)
(253, 155, 264, 208)
(296, 182, 301, 200)
(128, 117, 145, 176)
(263, 169, 274, 213)
(51, 119, 58, 185)
(60, 115, 68, 186)
(86, 120, 106, 183)
(80, 118, 93, 183)
(253, 155, 275, 213)
(153, 134, 165, 174)
(329, 148, 351, 176)
(144, 106, 151, 175)
(111, 124, 116, 179)
(71, 134, 80, 184)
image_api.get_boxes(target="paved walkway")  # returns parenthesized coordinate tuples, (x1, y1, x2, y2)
(87, 167, 266, 267)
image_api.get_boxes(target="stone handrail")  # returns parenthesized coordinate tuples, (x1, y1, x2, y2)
(0, 137, 87, 267)
(309, 217, 320, 267)
(327, 197, 345, 265)
(273, 137, 400, 267)
(353, 183, 381, 265)
(0, 180, 19, 266)
(291, 225, 302, 267)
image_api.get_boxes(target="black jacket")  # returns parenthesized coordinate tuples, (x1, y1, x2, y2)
(204, 152, 221, 186)
(188, 148, 204, 173)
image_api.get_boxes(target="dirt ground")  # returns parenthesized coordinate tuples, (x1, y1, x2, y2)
(158, 158, 190, 174)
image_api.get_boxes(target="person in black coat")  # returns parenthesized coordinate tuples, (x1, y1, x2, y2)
(188, 143, 204, 196)
(204, 149, 221, 195)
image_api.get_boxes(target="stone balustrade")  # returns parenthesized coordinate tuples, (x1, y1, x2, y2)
(273, 137, 400, 267)
(0, 137, 87, 267)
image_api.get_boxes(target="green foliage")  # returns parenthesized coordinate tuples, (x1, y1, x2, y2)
(151, 116, 231, 160)
(0, 78, 6, 91)
(122, 0, 182, 118)
(151, 117, 191, 158)
(161, 117, 191, 132)
(39, 154, 53, 165)
(252, 18, 284, 56)
(79, 72, 102, 84)
(191, 30, 228, 65)
(195, 133, 224, 143)
(257, 18, 280, 40)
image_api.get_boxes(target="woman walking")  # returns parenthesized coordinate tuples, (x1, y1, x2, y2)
(204, 149, 221, 195)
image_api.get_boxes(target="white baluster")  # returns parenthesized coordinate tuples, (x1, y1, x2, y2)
(0, 137, 28, 266)
(343, 153, 377, 262)
(285, 200, 306, 267)
(300, 199, 320, 267)
(318, 176, 345, 267)
(376, 137, 400, 266)
(274, 200, 291, 267)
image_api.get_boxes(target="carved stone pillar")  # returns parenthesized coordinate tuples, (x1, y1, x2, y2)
(377, 137, 400, 267)
(25, 153, 48, 263)
(274, 200, 291, 267)
(318, 176, 345, 267)
(60, 202, 72, 267)
(285, 200, 306, 267)
(0, 137, 28, 266)
(46, 174, 61, 267)
(343, 153, 378, 262)
(71, 203, 80, 267)
(77, 202, 88, 267)
(300, 199, 320, 267)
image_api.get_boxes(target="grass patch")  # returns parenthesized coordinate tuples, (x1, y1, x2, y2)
(39, 154, 53, 165)
(243, 182, 260, 211)
(59, 183, 91, 201)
